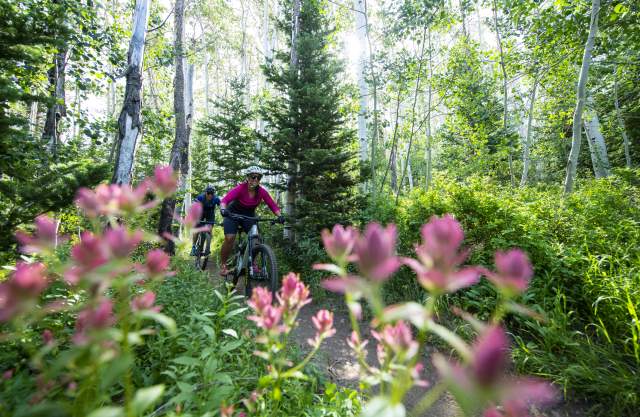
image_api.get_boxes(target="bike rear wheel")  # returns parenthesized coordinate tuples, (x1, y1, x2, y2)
(245, 243, 278, 298)
(194, 233, 204, 270)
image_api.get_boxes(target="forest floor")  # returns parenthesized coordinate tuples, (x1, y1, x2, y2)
(205, 263, 587, 417)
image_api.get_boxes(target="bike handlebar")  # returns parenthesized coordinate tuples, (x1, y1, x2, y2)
(227, 213, 283, 223)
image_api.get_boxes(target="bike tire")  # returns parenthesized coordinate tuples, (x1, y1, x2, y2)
(194, 234, 204, 270)
(245, 243, 278, 298)
(200, 233, 211, 271)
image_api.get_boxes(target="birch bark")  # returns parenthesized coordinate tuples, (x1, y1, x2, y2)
(492, 0, 513, 185)
(564, 0, 600, 194)
(520, 75, 538, 186)
(42, 49, 67, 160)
(353, 0, 369, 163)
(111, 0, 151, 185)
(583, 103, 610, 178)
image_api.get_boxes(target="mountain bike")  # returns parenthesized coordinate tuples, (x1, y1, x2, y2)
(193, 220, 216, 271)
(224, 213, 280, 298)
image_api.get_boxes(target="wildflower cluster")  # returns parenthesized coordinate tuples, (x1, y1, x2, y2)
(0, 166, 182, 417)
(313, 215, 555, 417)
(244, 273, 335, 413)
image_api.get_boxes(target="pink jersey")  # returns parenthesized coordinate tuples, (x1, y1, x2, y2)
(221, 182, 280, 214)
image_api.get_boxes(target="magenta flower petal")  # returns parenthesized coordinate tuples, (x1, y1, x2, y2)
(471, 326, 509, 386)
(353, 223, 399, 282)
(487, 250, 533, 295)
(321, 224, 358, 262)
(321, 276, 363, 294)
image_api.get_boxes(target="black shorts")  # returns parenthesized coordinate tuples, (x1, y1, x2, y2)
(222, 212, 256, 235)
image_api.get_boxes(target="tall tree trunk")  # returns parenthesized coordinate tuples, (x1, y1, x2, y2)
(353, 0, 369, 164)
(284, 0, 301, 241)
(183, 61, 195, 218)
(42, 49, 67, 161)
(614, 65, 631, 168)
(380, 88, 403, 192)
(520, 74, 538, 186)
(476, 0, 482, 46)
(583, 102, 610, 178)
(363, 0, 380, 189)
(29, 101, 39, 137)
(396, 28, 427, 204)
(564, 0, 600, 194)
(425, 29, 433, 191)
(159, 0, 188, 253)
(112, 0, 151, 185)
(492, 0, 513, 185)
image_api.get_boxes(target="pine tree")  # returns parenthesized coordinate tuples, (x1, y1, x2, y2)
(197, 79, 258, 189)
(261, 0, 358, 237)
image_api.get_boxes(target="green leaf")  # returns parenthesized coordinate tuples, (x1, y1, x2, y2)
(86, 407, 124, 417)
(219, 339, 244, 354)
(177, 381, 195, 393)
(223, 307, 248, 320)
(222, 328, 238, 338)
(172, 356, 200, 366)
(139, 311, 177, 334)
(131, 385, 165, 416)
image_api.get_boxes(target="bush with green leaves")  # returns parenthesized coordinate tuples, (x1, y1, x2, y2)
(368, 169, 640, 415)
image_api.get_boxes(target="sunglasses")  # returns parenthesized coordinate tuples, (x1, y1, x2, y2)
(248, 174, 262, 180)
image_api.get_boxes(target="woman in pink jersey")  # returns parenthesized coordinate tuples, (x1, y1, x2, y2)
(219, 166, 284, 276)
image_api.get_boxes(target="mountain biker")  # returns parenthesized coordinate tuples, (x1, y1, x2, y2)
(190, 185, 221, 256)
(219, 166, 284, 276)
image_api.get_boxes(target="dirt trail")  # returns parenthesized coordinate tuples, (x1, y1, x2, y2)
(204, 262, 585, 417)
(289, 297, 587, 417)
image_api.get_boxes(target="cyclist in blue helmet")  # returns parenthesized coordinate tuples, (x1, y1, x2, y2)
(190, 185, 221, 256)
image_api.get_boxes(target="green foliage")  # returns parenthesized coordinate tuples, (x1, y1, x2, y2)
(371, 170, 640, 415)
(261, 0, 359, 238)
(0, 160, 109, 257)
(197, 79, 258, 190)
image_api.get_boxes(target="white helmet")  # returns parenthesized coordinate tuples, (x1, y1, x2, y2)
(242, 165, 265, 176)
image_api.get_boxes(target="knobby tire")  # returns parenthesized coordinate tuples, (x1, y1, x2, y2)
(245, 243, 278, 299)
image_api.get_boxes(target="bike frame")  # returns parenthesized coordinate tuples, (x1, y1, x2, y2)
(228, 214, 273, 281)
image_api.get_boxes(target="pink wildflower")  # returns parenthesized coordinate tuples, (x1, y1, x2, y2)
(471, 326, 509, 386)
(142, 249, 171, 277)
(11, 262, 48, 296)
(150, 166, 177, 197)
(248, 304, 283, 333)
(64, 232, 109, 284)
(403, 215, 480, 294)
(353, 223, 400, 281)
(485, 250, 533, 296)
(321, 224, 358, 263)
(16, 215, 60, 254)
(42, 329, 54, 346)
(2, 369, 13, 380)
(73, 300, 115, 345)
(131, 291, 160, 312)
(308, 309, 336, 346)
(371, 321, 419, 359)
(248, 286, 273, 315)
(184, 202, 203, 229)
(75, 187, 101, 217)
(220, 404, 234, 417)
(277, 273, 311, 312)
(346, 331, 369, 352)
(104, 226, 143, 258)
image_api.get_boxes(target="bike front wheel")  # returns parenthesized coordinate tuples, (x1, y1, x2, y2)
(246, 243, 278, 298)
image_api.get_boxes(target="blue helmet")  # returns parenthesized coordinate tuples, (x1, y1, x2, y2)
(205, 185, 215, 194)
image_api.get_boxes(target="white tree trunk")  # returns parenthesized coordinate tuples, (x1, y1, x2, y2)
(614, 67, 631, 168)
(583, 103, 610, 178)
(425, 29, 433, 191)
(564, 0, 600, 194)
(112, 0, 151, 185)
(353, 0, 369, 163)
(183, 61, 195, 216)
(492, 0, 513, 185)
(29, 101, 39, 137)
(520, 75, 538, 186)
